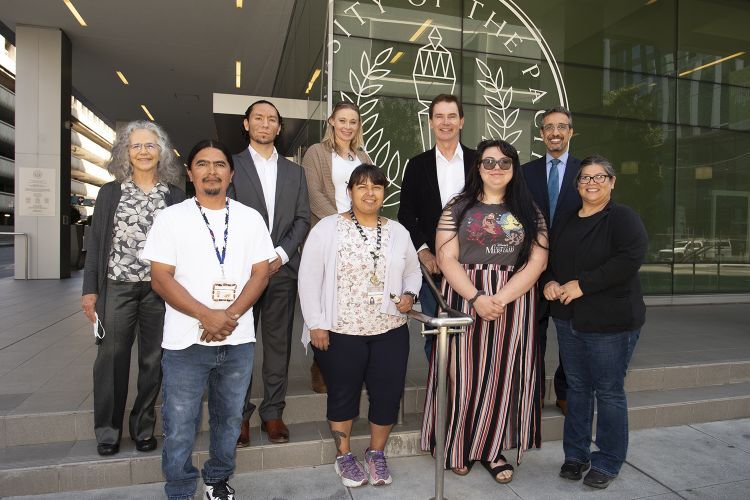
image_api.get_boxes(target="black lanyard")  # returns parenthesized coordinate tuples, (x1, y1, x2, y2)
(195, 197, 229, 276)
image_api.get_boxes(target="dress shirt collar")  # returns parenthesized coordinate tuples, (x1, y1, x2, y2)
(545, 151, 569, 167)
(435, 143, 464, 163)
(248, 144, 278, 164)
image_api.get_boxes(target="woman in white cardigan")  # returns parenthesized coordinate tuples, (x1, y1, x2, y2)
(299, 164, 421, 488)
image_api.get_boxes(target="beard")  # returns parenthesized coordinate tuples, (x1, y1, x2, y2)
(202, 186, 221, 196)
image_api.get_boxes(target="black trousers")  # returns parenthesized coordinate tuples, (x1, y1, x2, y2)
(539, 307, 568, 401)
(242, 271, 297, 421)
(93, 280, 164, 445)
(312, 324, 410, 425)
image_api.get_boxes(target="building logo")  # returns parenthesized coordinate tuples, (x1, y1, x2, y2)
(334, 0, 568, 207)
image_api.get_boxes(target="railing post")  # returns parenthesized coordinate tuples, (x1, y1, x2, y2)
(432, 319, 450, 500)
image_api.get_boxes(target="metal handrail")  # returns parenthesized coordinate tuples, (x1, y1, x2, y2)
(0, 232, 29, 279)
(404, 265, 473, 500)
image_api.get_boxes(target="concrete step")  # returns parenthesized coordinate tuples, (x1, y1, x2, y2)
(2, 360, 749, 448)
(2, 381, 750, 496)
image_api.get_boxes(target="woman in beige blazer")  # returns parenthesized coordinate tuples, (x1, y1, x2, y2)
(302, 102, 372, 227)
(302, 101, 372, 392)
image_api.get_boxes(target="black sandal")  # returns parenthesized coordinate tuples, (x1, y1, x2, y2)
(451, 460, 475, 476)
(481, 456, 514, 484)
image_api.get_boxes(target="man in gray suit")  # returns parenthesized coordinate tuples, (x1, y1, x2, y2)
(230, 100, 310, 444)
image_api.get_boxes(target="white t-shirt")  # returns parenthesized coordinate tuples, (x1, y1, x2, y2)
(141, 198, 276, 350)
(331, 152, 360, 212)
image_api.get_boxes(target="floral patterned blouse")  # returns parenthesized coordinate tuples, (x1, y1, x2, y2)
(334, 216, 407, 335)
(107, 180, 169, 281)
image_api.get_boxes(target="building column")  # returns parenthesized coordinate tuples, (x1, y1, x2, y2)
(14, 26, 72, 279)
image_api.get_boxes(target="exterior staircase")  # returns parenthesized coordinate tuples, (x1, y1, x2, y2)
(2, 358, 749, 496)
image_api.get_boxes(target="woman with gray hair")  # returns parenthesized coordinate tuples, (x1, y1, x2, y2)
(81, 120, 185, 456)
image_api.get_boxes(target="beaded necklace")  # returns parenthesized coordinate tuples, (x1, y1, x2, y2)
(348, 209, 382, 285)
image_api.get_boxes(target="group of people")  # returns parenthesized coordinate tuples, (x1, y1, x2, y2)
(81, 94, 647, 500)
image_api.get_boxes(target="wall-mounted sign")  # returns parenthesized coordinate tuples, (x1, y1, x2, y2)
(18, 167, 56, 216)
(333, 0, 568, 209)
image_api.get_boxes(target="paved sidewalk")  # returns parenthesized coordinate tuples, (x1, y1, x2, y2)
(7, 417, 750, 500)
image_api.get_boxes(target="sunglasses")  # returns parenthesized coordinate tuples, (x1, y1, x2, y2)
(480, 157, 513, 170)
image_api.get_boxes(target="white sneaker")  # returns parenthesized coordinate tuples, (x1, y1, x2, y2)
(334, 452, 368, 487)
(205, 480, 235, 500)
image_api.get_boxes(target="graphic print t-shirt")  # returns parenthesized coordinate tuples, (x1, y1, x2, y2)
(438, 199, 524, 265)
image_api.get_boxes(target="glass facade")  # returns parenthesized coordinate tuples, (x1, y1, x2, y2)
(329, 0, 750, 294)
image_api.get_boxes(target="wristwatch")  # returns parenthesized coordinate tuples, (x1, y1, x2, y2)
(403, 291, 417, 301)
(468, 290, 486, 306)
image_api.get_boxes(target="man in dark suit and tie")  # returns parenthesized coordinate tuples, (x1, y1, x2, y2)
(230, 100, 310, 444)
(522, 106, 581, 415)
(398, 94, 476, 358)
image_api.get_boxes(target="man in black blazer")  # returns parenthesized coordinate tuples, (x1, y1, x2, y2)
(230, 100, 310, 445)
(522, 106, 581, 414)
(398, 94, 476, 358)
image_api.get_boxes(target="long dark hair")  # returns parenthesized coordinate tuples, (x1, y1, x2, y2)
(446, 139, 545, 268)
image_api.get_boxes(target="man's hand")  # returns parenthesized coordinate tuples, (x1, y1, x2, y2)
(310, 328, 330, 351)
(473, 294, 505, 321)
(418, 249, 440, 275)
(269, 255, 282, 276)
(198, 309, 239, 342)
(81, 294, 97, 323)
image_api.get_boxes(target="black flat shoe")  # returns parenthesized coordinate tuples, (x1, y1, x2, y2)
(481, 456, 514, 484)
(96, 442, 120, 456)
(559, 460, 590, 480)
(583, 469, 615, 489)
(451, 460, 475, 476)
(134, 437, 157, 452)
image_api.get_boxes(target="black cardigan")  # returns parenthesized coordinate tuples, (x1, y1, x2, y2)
(82, 181, 187, 321)
(542, 201, 648, 333)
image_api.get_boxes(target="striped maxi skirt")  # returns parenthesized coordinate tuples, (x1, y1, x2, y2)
(420, 263, 542, 468)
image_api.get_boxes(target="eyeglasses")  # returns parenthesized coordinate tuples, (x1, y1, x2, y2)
(542, 123, 571, 132)
(129, 143, 160, 152)
(577, 174, 611, 184)
(480, 157, 513, 170)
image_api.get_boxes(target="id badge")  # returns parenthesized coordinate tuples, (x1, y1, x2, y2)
(212, 281, 237, 302)
(366, 284, 383, 305)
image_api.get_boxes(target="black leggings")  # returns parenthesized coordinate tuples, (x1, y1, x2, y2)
(312, 324, 409, 425)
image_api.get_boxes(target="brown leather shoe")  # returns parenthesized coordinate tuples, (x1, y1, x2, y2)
(237, 419, 250, 448)
(311, 360, 327, 394)
(261, 418, 290, 443)
(556, 399, 568, 416)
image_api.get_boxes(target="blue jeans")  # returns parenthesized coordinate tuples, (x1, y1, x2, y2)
(161, 343, 254, 500)
(554, 319, 640, 477)
(420, 280, 439, 360)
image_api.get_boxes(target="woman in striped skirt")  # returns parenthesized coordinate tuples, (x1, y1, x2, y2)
(421, 139, 548, 484)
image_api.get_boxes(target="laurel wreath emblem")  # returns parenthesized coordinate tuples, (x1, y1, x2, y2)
(475, 59, 522, 144)
(340, 47, 407, 208)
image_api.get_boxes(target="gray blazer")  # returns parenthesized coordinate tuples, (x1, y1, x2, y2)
(229, 149, 311, 276)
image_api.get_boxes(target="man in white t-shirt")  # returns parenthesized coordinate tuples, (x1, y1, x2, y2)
(143, 140, 275, 500)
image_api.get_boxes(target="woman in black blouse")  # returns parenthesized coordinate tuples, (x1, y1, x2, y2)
(542, 154, 648, 489)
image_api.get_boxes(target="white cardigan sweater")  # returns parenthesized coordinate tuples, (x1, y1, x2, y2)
(298, 214, 422, 348)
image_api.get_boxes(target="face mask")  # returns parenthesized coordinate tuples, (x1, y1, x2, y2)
(94, 313, 105, 342)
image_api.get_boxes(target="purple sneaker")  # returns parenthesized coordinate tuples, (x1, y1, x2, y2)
(334, 452, 368, 487)
(365, 448, 393, 485)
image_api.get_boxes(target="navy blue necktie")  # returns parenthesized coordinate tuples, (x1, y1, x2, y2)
(548, 158, 561, 224)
